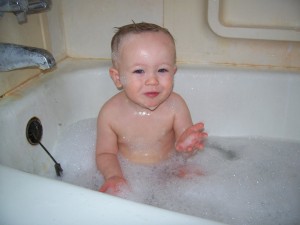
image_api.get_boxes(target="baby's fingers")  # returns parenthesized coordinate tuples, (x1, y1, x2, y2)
(190, 122, 205, 132)
(99, 177, 127, 194)
(99, 182, 110, 193)
(188, 132, 207, 151)
(194, 141, 205, 150)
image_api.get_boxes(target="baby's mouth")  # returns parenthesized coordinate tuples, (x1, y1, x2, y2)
(144, 92, 159, 98)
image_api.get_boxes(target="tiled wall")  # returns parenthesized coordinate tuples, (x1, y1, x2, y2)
(1, 0, 299, 96)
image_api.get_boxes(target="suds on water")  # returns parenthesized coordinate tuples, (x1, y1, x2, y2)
(50, 118, 300, 225)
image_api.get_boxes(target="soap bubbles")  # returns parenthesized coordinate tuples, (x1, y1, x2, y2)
(51, 118, 300, 225)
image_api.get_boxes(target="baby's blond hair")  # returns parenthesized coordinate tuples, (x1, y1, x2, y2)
(111, 22, 176, 67)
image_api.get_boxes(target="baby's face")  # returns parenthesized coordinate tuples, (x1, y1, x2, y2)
(116, 31, 177, 111)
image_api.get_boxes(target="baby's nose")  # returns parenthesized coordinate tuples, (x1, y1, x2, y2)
(145, 74, 159, 86)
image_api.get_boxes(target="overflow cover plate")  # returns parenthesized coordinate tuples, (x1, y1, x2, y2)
(26, 117, 43, 145)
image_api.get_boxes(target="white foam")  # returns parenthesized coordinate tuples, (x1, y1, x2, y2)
(51, 119, 300, 225)
(51, 118, 103, 190)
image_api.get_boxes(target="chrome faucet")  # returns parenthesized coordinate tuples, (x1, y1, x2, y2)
(0, 43, 56, 71)
(0, 0, 51, 23)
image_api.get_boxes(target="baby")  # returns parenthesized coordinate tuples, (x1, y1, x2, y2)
(96, 22, 207, 194)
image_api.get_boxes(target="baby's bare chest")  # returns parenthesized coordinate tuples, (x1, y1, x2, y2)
(113, 113, 174, 145)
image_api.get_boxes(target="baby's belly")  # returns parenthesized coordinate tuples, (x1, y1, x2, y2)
(119, 139, 174, 164)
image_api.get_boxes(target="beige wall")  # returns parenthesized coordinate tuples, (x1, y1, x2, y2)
(164, 0, 300, 67)
(62, 0, 164, 58)
(1, 0, 300, 97)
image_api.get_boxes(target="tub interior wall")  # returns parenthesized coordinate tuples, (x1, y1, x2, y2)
(0, 60, 117, 173)
(1, 59, 300, 175)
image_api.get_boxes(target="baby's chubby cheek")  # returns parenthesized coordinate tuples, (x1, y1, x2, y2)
(120, 75, 128, 86)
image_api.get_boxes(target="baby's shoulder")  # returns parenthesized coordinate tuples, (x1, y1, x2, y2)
(99, 92, 125, 114)
(168, 92, 187, 105)
(161, 92, 189, 112)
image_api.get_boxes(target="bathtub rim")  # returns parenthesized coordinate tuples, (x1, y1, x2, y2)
(1, 57, 299, 100)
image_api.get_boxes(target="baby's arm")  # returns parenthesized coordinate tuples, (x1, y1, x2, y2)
(172, 93, 207, 152)
(96, 106, 127, 194)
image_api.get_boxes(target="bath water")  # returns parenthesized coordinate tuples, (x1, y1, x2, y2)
(51, 118, 300, 225)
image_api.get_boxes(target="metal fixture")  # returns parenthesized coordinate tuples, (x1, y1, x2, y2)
(0, 0, 51, 24)
(26, 117, 63, 177)
(0, 43, 56, 71)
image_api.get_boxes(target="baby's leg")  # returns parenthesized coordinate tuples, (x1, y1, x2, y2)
(173, 164, 204, 178)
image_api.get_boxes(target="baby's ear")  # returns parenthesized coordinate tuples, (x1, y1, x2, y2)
(109, 67, 123, 89)
(173, 65, 177, 75)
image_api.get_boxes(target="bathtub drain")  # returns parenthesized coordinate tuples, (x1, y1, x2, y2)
(26, 117, 63, 176)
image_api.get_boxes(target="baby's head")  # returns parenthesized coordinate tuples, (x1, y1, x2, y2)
(109, 22, 177, 111)
(111, 22, 176, 68)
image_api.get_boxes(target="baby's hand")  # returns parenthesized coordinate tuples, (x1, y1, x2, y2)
(99, 176, 128, 195)
(175, 122, 208, 152)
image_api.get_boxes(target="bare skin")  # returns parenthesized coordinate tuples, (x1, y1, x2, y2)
(96, 31, 207, 194)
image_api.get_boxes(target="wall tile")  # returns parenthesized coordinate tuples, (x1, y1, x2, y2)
(62, 0, 163, 58)
(164, 0, 300, 69)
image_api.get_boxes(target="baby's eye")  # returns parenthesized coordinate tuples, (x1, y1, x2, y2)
(158, 68, 168, 73)
(133, 69, 144, 74)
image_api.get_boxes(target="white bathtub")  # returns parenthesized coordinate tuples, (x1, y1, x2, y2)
(0, 58, 299, 225)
